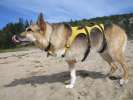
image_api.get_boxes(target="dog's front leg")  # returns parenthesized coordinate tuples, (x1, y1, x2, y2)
(66, 59, 76, 88)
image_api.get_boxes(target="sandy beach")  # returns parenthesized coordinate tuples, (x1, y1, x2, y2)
(0, 41, 133, 100)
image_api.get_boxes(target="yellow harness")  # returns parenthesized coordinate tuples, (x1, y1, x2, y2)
(64, 23, 104, 54)
(47, 23, 104, 58)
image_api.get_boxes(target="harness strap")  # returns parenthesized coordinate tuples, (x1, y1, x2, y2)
(64, 26, 88, 55)
(81, 26, 91, 62)
(97, 24, 107, 53)
(81, 23, 105, 61)
(64, 23, 106, 59)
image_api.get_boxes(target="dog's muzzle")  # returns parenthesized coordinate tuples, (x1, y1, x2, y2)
(12, 35, 21, 43)
(12, 35, 32, 45)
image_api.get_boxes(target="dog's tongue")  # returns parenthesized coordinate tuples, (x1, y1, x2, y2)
(12, 35, 21, 43)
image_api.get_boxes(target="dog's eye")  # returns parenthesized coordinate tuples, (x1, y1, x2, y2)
(27, 28, 33, 32)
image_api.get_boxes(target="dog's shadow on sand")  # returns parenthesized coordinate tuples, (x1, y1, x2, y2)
(4, 70, 106, 87)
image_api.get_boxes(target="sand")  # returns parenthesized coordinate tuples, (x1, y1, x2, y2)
(0, 41, 133, 100)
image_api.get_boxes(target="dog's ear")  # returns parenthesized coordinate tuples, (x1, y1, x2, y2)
(37, 13, 46, 31)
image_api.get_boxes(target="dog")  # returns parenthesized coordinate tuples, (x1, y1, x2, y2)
(12, 13, 128, 88)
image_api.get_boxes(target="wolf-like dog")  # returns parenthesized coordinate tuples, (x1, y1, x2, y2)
(12, 13, 128, 88)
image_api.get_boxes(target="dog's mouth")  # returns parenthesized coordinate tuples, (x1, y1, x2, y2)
(12, 35, 32, 46)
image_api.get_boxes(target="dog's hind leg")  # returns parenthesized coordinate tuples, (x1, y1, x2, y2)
(66, 59, 76, 88)
(100, 51, 118, 76)
(109, 63, 118, 76)
(113, 52, 128, 85)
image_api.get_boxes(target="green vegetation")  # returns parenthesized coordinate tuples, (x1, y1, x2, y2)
(0, 13, 133, 51)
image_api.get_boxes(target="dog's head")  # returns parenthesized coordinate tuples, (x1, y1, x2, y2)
(12, 13, 49, 49)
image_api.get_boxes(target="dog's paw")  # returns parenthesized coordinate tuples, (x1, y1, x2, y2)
(120, 79, 128, 85)
(65, 84, 74, 88)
